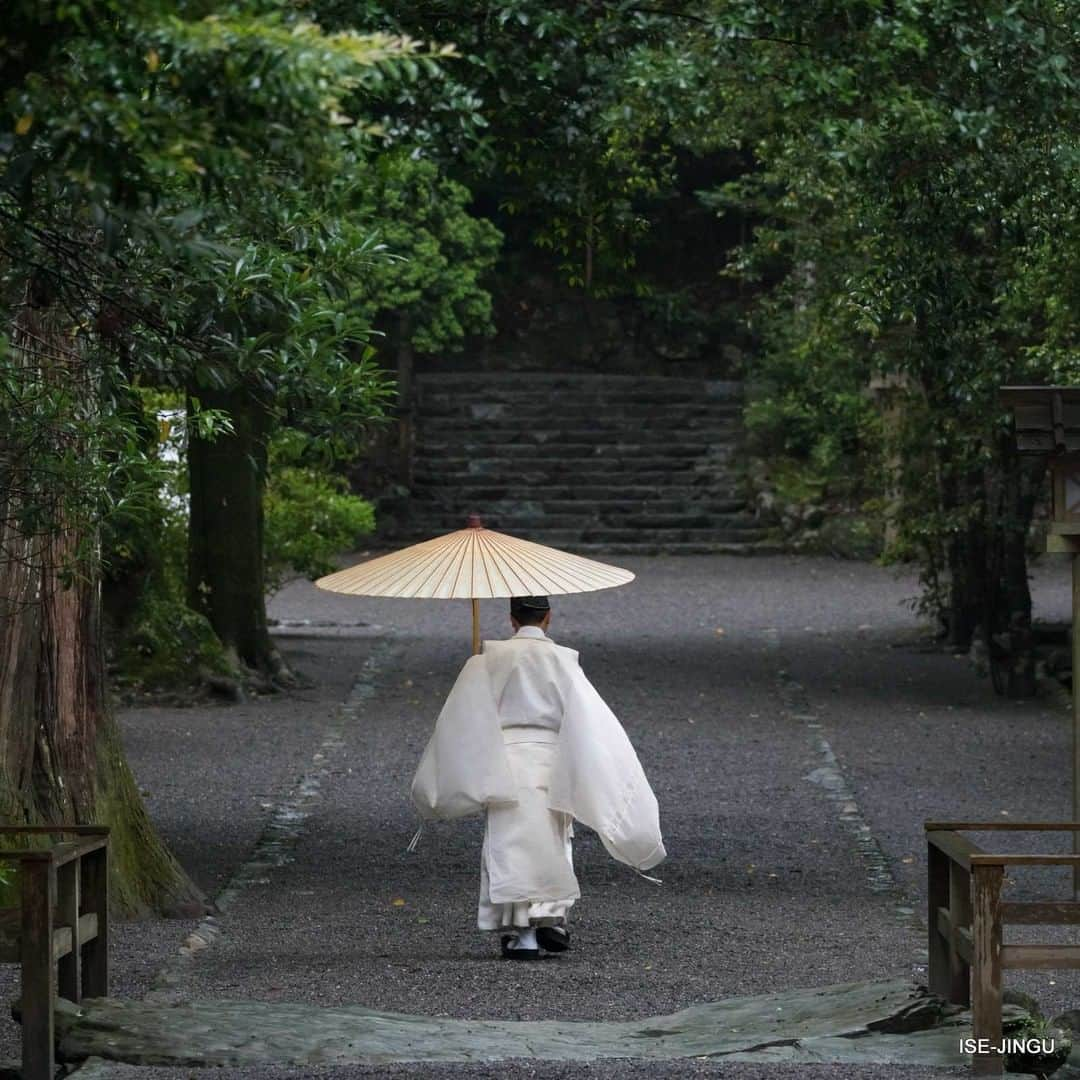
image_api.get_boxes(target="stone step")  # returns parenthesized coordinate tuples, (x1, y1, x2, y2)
(409, 483, 745, 502)
(406, 373, 756, 555)
(411, 496, 749, 515)
(396, 531, 776, 554)
(418, 389, 743, 406)
(408, 466, 738, 488)
(416, 373, 738, 386)
(415, 453, 735, 473)
(413, 442, 726, 461)
(418, 401, 743, 422)
(54, 973, 938, 1067)
(405, 510, 761, 532)
(391, 532, 780, 557)
(414, 465, 741, 484)
(542, 497, 748, 514)
(415, 424, 740, 444)
(416, 374, 742, 398)
(412, 480, 744, 500)
(402, 523, 770, 545)
(555, 540, 783, 556)
(411, 481, 738, 498)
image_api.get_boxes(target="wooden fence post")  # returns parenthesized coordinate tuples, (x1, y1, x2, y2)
(20, 855, 55, 1080)
(972, 862, 1004, 1077)
(56, 856, 81, 1003)
(81, 844, 109, 999)
(1073, 554, 1080, 897)
(928, 837, 952, 999)
(949, 857, 972, 1006)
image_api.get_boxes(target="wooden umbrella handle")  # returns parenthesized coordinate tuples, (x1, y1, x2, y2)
(471, 598, 480, 655)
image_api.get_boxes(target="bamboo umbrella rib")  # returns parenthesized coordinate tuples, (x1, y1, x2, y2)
(429, 532, 474, 597)
(492, 544, 561, 593)
(325, 530, 464, 596)
(479, 533, 543, 594)
(402, 543, 458, 598)
(331, 539, 417, 595)
(520, 548, 580, 590)
(476, 532, 535, 594)
(396, 531, 469, 595)
(431, 531, 474, 598)
(442, 533, 468, 598)
(476, 532, 497, 596)
(345, 554, 406, 595)
(508, 533, 626, 586)
(335, 545, 414, 595)
(489, 534, 593, 593)
(482, 533, 565, 591)
(475, 530, 630, 595)
(335, 540, 421, 592)
(462, 533, 476, 596)
(525, 544, 601, 589)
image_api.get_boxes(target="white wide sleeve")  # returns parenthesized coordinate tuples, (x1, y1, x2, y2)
(548, 665, 666, 872)
(410, 655, 518, 821)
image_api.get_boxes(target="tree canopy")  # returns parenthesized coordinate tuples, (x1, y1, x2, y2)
(5, 0, 1080, 730)
(0, 0, 500, 908)
(601, 0, 1080, 663)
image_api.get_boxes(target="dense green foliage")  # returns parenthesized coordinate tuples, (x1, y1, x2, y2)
(106, 405, 378, 687)
(350, 154, 501, 353)
(6, 0, 1080, 693)
(314, 1, 721, 298)
(265, 466, 376, 590)
(2, 1, 500, 684)
(607, 0, 1079, 663)
(2, 3, 423, 553)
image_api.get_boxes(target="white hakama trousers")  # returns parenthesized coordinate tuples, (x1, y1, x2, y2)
(477, 727, 579, 931)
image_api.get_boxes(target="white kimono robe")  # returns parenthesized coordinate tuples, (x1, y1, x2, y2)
(411, 626, 666, 929)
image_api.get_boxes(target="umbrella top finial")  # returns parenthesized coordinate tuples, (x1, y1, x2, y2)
(466, 513, 485, 530)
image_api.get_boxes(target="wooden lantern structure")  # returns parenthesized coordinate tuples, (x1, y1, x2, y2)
(1001, 386, 1080, 549)
(1001, 386, 1080, 890)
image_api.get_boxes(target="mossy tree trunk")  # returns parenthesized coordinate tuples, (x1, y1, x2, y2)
(186, 384, 291, 682)
(0, 286, 206, 917)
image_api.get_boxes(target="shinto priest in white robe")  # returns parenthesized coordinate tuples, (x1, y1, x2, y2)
(411, 625, 666, 930)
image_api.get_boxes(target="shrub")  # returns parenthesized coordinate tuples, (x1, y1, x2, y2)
(264, 467, 375, 591)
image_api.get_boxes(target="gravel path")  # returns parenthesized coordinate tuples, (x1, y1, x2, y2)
(4, 553, 1079, 1077)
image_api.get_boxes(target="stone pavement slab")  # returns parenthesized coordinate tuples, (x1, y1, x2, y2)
(69, 1060, 971, 1079)
(57, 979, 1014, 1069)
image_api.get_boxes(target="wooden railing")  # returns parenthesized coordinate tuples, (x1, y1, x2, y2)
(927, 821, 1080, 1076)
(0, 826, 109, 1080)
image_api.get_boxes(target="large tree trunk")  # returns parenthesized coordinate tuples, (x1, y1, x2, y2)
(102, 377, 161, 645)
(939, 454, 986, 652)
(983, 431, 1042, 699)
(939, 426, 1041, 697)
(187, 384, 291, 682)
(0, 285, 206, 917)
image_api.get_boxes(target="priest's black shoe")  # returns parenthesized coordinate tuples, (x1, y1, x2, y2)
(501, 934, 540, 960)
(536, 925, 570, 953)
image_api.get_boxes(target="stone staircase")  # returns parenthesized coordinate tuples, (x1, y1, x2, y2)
(399, 373, 771, 554)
